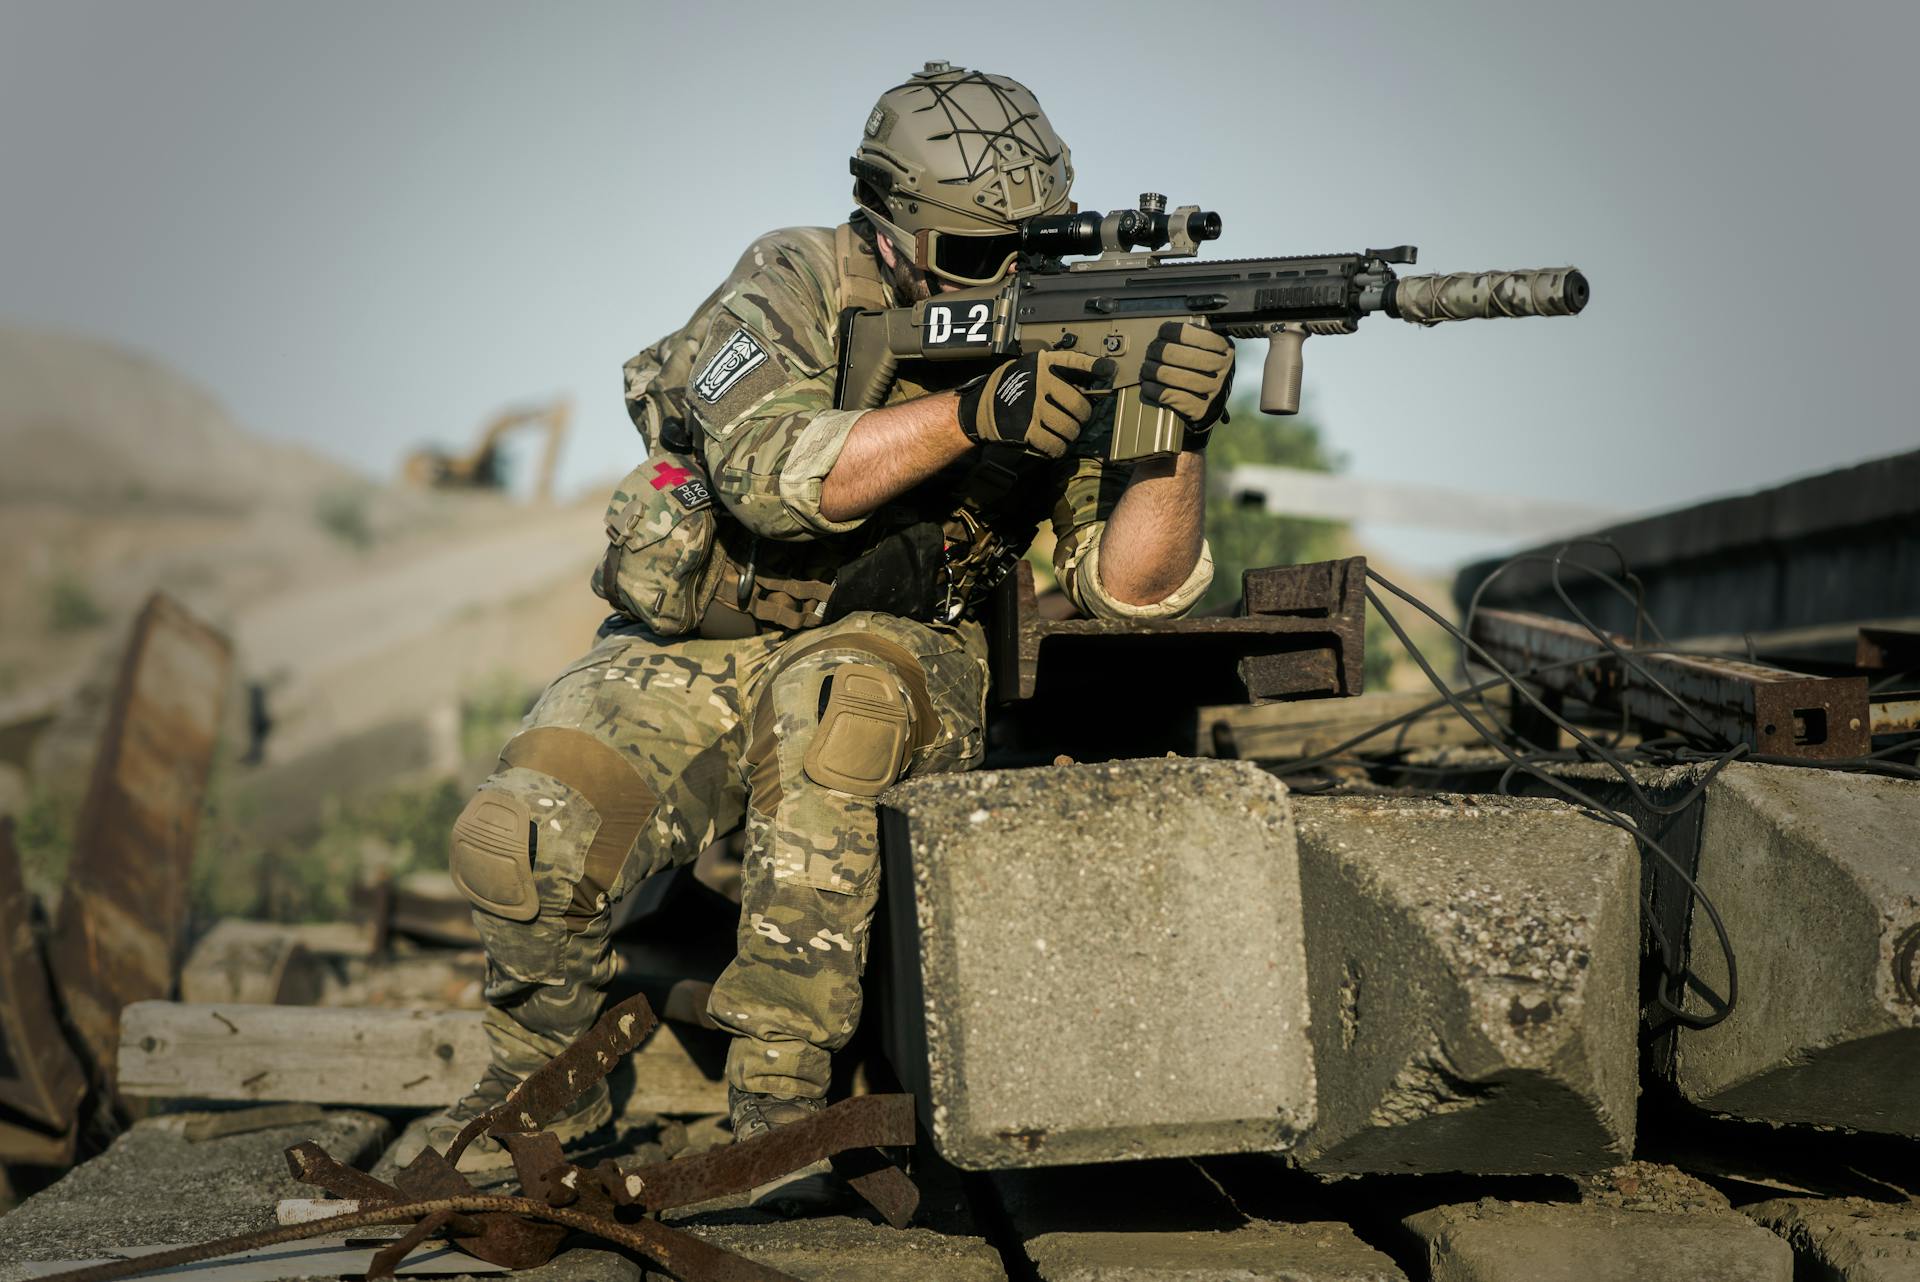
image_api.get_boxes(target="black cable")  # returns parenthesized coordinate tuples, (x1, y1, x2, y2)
(1362, 580, 1739, 1030)
(1372, 569, 1742, 820)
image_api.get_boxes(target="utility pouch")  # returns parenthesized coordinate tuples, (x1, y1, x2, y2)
(592, 448, 725, 637)
(823, 521, 948, 624)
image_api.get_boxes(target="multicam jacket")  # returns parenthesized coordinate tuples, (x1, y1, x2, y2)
(620, 223, 1213, 626)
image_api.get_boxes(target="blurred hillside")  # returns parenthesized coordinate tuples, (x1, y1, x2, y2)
(0, 326, 609, 917)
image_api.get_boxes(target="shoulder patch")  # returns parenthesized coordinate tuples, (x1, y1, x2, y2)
(694, 328, 770, 404)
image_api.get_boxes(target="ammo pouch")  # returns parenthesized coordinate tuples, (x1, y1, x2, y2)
(591, 446, 726, 636)
(823, 521, 948, 625)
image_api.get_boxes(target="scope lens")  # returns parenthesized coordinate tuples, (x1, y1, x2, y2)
(1191, 211, 1223, 241)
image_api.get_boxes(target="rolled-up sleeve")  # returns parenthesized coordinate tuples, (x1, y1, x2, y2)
(1049, 455, 1214, 621)
(694, 363, 872, 540)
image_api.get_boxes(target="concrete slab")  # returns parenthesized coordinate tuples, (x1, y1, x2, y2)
(642, 1216, 1007, 1282)
(1406, 1166, 1791, 1282)
(992, 1161, 1405, 1281)
(0, 1109, 388, 1279)
(1289, 794, 1639, 1174)
(879, 760, 1314, 1170)
(1022, 1223, 1405, 1282)
(1745, 1197, 1920, 1281)
(1674, 764, 1920, 1136)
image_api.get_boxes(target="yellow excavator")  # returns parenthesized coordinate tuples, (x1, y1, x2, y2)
(403, 398, 570, 501)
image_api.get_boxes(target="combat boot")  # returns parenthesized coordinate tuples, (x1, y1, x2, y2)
(728, 1086, 850, 1213)
(392, 1062, 613, 1174)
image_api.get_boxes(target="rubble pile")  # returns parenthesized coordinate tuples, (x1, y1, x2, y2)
(1, 452, 1917, 1279)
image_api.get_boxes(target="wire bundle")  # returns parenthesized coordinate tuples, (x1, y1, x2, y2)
(1275, 541, 1919, 1032)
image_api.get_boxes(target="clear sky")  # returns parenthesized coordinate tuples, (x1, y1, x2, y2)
(3, 1, 1915, 568)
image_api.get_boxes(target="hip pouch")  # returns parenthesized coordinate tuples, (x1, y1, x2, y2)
(823, 520, 949, 624)
(591, 447, 725, 636)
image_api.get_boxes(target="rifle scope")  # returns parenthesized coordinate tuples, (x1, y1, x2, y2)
(1021, 200, 1222, 258)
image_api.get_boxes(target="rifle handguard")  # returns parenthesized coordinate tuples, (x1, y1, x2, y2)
(1391, 268, 1589, 326)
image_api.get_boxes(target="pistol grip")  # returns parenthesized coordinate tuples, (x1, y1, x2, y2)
(1261, 326, 1306, 415)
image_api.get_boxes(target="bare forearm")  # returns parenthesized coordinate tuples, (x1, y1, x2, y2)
(1097, 452, 1206, 606)
(818, 393, 971, 522)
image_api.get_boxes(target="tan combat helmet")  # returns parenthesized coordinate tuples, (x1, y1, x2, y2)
(852, 61, 1073, 286)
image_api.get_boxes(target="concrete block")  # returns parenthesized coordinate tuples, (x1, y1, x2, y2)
(879, 760, 1314, 1170)
(1291, 794, 1639, 1173)
(0, 1108, 388, 1279)
(992, 1162, 1405, 1281)
(1405, 1200, 1791, 1282)
(1022, 1223, 1404, 1282)
(1406, 1165, 1790, 1282)
(642, 1217, 1007, 1282)
(1745, 1196, 1920, 1281)
(1674, 764, 1920, 1135)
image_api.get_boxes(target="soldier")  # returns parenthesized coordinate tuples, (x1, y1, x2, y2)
(404, 62, 1234, 1172)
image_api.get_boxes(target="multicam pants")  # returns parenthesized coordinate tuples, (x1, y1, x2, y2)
(448, 610, 988, 1098)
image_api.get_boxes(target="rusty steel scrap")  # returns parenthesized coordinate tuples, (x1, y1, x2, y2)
(992, 555, 1368, 704)
(36, 993, 921, 1282)
(48, 594, 232, 1091)
(1469, 607, 1873, 760)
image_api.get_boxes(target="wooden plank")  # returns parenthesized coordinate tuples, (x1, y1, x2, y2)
(1199, 688, 1507, 761)
(49, 594, 232, 1090)
(118, 1001, 725, 1114)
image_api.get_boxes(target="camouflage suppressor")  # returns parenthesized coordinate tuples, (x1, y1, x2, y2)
(835, 195, 1589, 460)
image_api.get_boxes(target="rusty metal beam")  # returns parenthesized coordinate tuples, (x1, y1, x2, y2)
(990, 557, 1366, 705)
(1859, 625, 1920, 673)
(1871, 695, 1920, 737)
(619, 1093, 918, 1221)
(1469, 608, 1872, 760)
(47, 594, 231, 1092)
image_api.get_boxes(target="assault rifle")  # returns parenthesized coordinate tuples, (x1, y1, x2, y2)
(835, 194, 1589, 460)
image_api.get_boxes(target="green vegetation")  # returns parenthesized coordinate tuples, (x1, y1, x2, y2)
(186, 671, 537, 923)
(1198, 394, 1347, 613)
(190, 769, 469, 924)
(460, 672, 536, 762)
(12, 785, 75, 900)
(314, 487, 374, 549)
(45, 574, 106, 632)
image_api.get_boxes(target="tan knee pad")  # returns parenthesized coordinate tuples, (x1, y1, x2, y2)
(450, 790, 539, 921)
(802, 662, 912, 796)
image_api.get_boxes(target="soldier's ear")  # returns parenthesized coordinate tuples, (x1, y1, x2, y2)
(873, 234, 899, 271)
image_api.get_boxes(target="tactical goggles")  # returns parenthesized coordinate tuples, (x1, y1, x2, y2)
(916, 227, 1023, 287)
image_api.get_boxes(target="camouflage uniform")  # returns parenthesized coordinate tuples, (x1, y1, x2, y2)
(452, 224, 1214, 1100)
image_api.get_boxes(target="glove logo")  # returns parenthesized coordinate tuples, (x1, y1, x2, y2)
(694, 328, 769, 404)
(997, 369, 1031, 406)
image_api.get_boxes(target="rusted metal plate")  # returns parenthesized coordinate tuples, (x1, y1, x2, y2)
(48, 594, 231, 1090)
(620, 1093, 917, 1215)
(448, 993, 658, 1164)
(0, 817, 85, 1137)
(1859, 625, 1920, 673)
(830, 1147, 922, 1228)
(990, 557, 1367, 705)
(1470, 607, 1872, 760)
(1871, 695, 1920, 737)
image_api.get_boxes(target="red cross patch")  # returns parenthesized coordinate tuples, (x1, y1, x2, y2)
(650, 462, 693, 490)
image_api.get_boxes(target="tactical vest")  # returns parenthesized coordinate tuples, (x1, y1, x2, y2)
(607, 223, 1043, 638)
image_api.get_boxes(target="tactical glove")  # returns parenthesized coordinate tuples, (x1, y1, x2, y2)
(1142, 322, 1234, 450)
(957, 350, 1114, 460)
